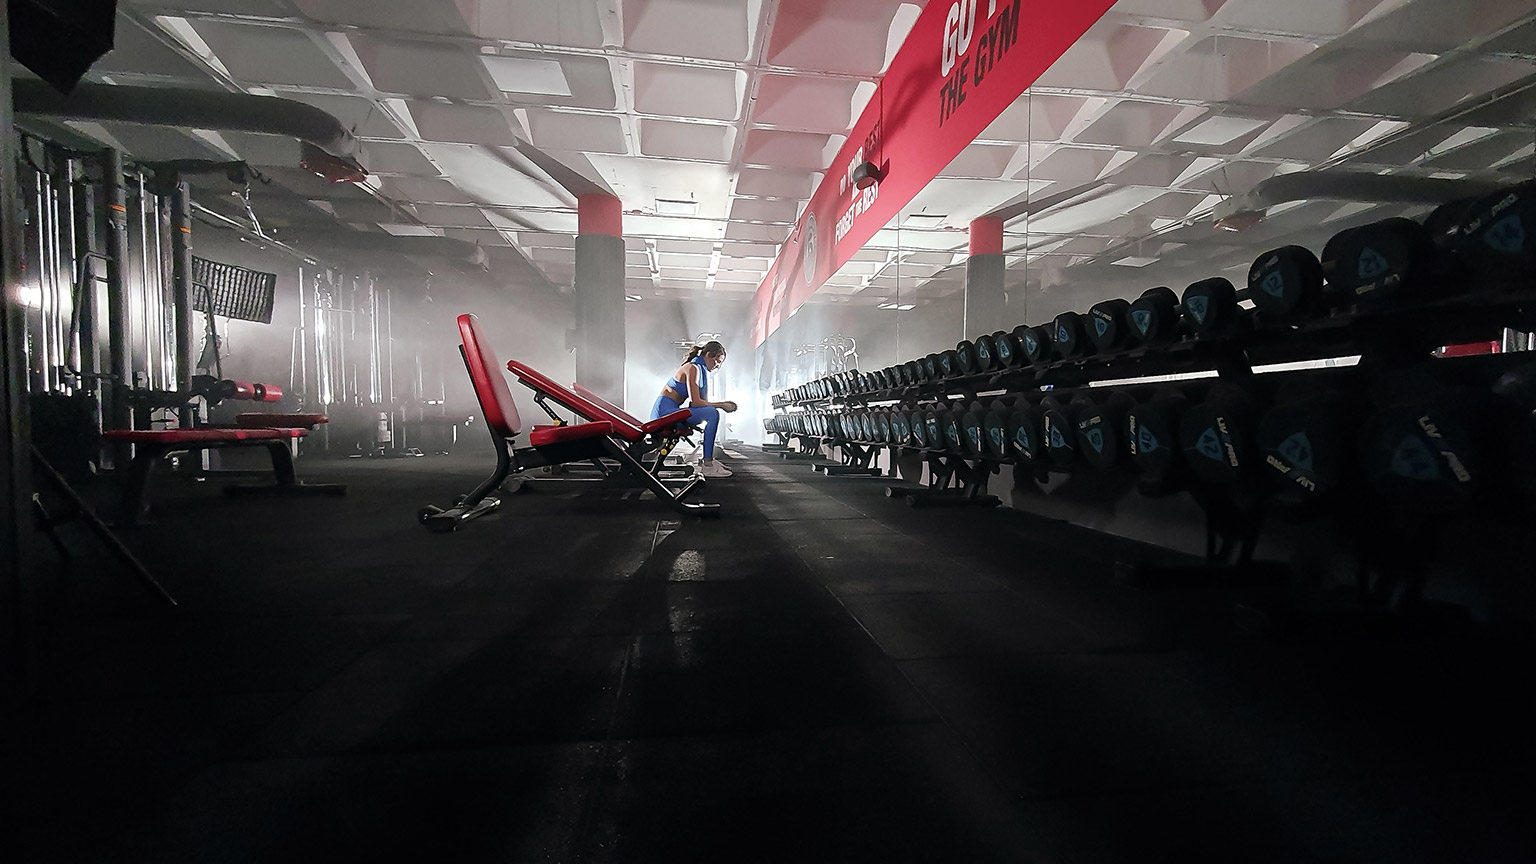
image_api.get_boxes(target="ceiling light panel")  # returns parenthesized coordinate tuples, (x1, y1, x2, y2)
(622, 0, 752, 61)
(1173, 116, 1271, 146)
(633, 63, 745, 121)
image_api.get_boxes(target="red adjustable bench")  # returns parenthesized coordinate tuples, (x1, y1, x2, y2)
(419, 313, 721, 531)
(102, 426, 346, 526)
(568, 382, 699, 473)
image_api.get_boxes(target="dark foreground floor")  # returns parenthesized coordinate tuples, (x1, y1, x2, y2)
(8, 447, 1534, 862)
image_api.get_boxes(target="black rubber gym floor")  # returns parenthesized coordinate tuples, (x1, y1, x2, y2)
(9, 448, 1534, 862)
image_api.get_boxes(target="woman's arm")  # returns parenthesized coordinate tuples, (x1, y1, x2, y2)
(683, 365, 736, 411)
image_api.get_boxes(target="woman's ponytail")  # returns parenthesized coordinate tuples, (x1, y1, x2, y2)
(684, 345, 702, 362)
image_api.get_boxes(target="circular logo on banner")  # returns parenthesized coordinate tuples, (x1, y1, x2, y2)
(802, 213, 819, 287)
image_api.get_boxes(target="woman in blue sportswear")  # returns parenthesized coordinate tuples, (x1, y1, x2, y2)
(651, 340, 737, 477)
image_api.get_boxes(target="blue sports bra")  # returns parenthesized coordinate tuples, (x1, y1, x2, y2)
(665, 356, 709, 400)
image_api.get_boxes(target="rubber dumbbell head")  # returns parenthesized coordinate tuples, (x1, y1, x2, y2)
(1087, 299, 1131, 352)
(1249, 245, 1325, 319)
(1128, 287, 1181, 344)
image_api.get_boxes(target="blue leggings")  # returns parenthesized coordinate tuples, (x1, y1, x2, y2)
(651, 397, 719, 458)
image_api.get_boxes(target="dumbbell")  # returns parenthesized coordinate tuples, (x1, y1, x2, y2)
(1180, 277, 1246, 336)
(877, 410, 894, 443)
(1321, 217, 1438, 308)
(993, 329, 1022, 368)
(937, 349, 961, 379)
(923, 353, 940, 381)
(939, 405, 966, 454)
(1124, 388, 1191, 495)
(1017, 324, 1054, 365)
(1127, 287, 1182, 344)
(956, 340, 978, 375)
(907, 409, 929, 448)
(1178, 383, 1264, 488)
(889, 410, 911, 447)
(1456, 180, 1536, 274)
(1248, 245, 1327, 320)
(1052, 311, 1095, 359)
(905, 360, 923, 385)
(1076, 390, 1136, 471)
(1493, 363, 1536, 494)
(922, 409, 945, 452)
(1087, 299, 1132, 352)
(974, 333, 998, 372)
(980, 397, 1015, 459)
(1257, 378, 1358, 508)
(1007, 397, 1049, 464)
(1359, 387, 1487, 514)
(1041, 393, 1078, 467)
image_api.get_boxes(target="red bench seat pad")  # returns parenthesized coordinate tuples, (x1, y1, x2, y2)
(104, 428, 306, 444)
(529, 421, 614, 447)
(641, 409, 694, 435)
(236, 413, 330, 428)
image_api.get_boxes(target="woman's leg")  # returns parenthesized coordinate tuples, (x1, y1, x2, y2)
(689, 406, 720, 458)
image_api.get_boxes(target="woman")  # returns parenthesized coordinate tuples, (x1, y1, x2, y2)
(652, 340, 737, 478)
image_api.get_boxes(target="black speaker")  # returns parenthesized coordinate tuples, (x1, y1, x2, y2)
(8, 0, 118, 93)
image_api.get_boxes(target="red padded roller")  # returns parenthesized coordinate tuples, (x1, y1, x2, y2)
(229, 381, 258, 400)
(253, 383, 284, 402)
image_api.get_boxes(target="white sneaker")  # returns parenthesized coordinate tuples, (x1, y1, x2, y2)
(697, 461, 733, 478)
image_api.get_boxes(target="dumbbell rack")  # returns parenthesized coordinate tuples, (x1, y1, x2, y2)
(771, 276, 1536, 602)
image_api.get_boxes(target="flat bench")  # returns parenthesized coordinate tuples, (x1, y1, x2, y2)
(103, 425, 346, 526)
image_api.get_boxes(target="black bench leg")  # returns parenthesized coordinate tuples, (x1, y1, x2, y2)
(118, 445, 164, 527)
(267, 441, 298, 488)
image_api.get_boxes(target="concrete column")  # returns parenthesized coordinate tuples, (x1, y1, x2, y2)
(574, 194, 625, 402)
(963, 215, 1007, 337)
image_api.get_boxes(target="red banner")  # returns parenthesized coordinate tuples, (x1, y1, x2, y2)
(749, 0, 1116, 347)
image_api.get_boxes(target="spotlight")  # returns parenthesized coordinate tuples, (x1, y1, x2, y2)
(851, 160, 885, 190)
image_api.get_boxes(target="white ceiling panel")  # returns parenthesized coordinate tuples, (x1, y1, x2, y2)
(362, 142, 441, 176)
(1073, 101, 1187, 147)
(1031, 146, 1120, 183)
(1347, 55, 1536, 116)
(655, 240, 716, 254)
(751, 74, 863, 133)
(766, 0, 910, 75)
(640, 119, 735, 161)
(728, 197, 799, 223)
(526, 110, 628, 154)
(423, 143, 570, 208)
(348, 34, 494, 99)
(193, 21, 354, 88)
(634, 63, 744, 121)
(742, 129, 833, 170)
(1348, 0, 1536, 52)
(1214, 0, 1395, 37)
(1138, 35, 1316, 101)
(381, 177, 474, 204)
(293, 0, 471, 34)
(412, 204, 494, 227)
(408, 102, 519, 145)
(282, 94, 406, 140)
(99, 17, 220, 80)
(938, 144, 1021, 179)
(622, 0, 753, 62)
(457, 0, 607, 47)
(734, 168, 815, 199)
(981, 95, 1092, 144)
(1110, 0, 1229, 22)
(1037, 23, 1182, 91)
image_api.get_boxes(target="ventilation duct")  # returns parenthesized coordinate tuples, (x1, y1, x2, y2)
(11, 80, 365, 176)
(1212, 171, 1508, 228)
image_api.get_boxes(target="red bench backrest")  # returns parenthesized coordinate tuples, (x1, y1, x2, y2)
(505, 360, 643, 438)
(571, 383, 644, 433)
(457, 313, 521, 438)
